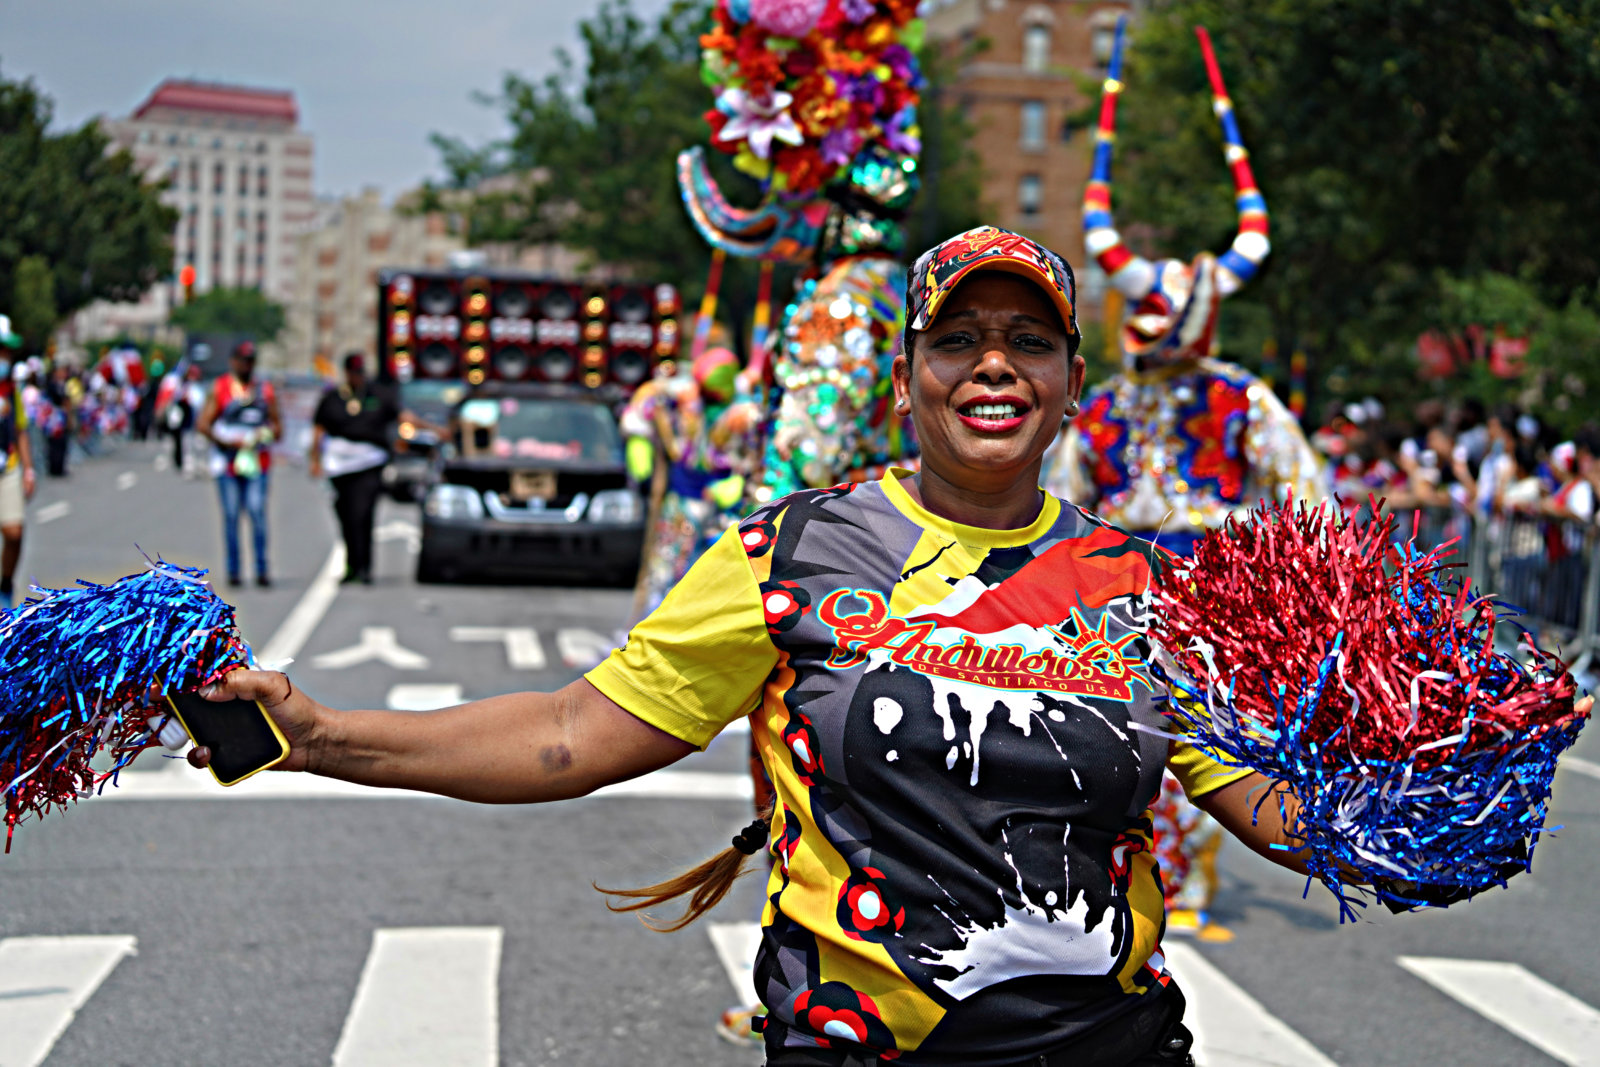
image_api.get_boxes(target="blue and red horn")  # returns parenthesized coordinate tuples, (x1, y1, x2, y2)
(1081, 17, 1271, 302)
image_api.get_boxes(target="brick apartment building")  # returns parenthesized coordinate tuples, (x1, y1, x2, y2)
(925, 0, 1136, 313)
(104, 80, 316, 303)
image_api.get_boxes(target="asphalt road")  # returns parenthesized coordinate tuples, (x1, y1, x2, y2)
(3, 437, 1600, 1067)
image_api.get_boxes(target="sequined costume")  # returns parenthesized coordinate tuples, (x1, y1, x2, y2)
(754, 253, 907, 503)
(676, 0, 922, 512)
(1047, 358, 1320, 554)
(1043, 19, 1320, 925)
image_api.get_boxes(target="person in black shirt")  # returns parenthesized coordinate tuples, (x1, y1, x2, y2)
(311, 353, 399, 584)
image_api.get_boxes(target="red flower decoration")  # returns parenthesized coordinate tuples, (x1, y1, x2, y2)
(760, 579, 811, 634)
(782, 711, 824, 786)
(836, 865, 905, 942)
(740, 519, 778, 558)
(793, 982, 898, 1057)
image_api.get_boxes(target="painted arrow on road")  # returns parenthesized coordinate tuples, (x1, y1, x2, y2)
(312, 627, 430, 670)
(449, 626, 546, 670)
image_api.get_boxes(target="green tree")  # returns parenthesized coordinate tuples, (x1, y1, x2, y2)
(0, 69, 176, 335)
(169, 287, 286, 342)
(1109, 0, 1600, 416)
(424, 0, 986, 351)
(11, 256, 56, 352)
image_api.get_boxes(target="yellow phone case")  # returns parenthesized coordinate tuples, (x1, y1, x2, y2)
(163, 693, 291, 787)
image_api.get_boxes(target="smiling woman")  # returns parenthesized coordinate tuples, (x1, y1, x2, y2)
(181, 228, 1523, 1067)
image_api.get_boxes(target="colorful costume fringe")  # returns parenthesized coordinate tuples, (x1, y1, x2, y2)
(1150, 502, 1586, 917)
(678, 0, 922, 510)
(0, 562, 251, 849)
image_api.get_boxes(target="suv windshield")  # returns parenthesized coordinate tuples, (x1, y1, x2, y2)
(456, 396, 622, 463)
(403, 380, 467, 415)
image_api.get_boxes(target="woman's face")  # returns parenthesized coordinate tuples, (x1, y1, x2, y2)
(892, 272, 1084, 492)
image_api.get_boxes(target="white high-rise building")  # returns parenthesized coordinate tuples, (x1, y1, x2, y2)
(104, 80, 315, 302)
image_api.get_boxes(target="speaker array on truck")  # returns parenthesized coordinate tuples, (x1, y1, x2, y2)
(379, 269, 680, 392)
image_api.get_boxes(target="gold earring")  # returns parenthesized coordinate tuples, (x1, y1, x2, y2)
(1065, 400, 1080, 416)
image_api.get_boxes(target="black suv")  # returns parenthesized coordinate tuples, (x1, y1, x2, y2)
(417, 383, 645, 583)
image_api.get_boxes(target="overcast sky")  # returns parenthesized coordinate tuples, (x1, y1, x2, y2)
(1, 0, 672, 201)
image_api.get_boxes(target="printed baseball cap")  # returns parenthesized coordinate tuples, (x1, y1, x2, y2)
(905, 226, 1079, 353)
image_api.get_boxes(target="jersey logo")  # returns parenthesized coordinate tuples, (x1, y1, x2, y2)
(817, 588, 1154, 702)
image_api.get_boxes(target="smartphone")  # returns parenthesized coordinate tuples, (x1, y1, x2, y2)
(163, 690, 290, 786)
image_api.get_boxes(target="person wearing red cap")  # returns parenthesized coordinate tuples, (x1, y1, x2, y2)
(186, 227, 1364, 1066)
(196, 341, 281, 588)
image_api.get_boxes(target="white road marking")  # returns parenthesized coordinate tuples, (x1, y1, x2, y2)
(1163, 942, 1337, 1067)
(99, 759, 750, 802)
(374, 520, 420, 553)
(386, 683, 463, 711)
(332, 927, 501, 1067)
(1563, 755, 1600, 781)
(256, 542, 346, 667)
(1398, 956, 1600, 1066)
(592, 770, 753, 800)
(708, 921, 762, 1009)
(115, 471, 137, 490)
(153, 453, 171, 472)
(450, 626, 547, 670)
(0, 935, 136, 1067)
(35, 502, 70, 525)
(555, 627, 621, 669)
(311, 626, 429, 670)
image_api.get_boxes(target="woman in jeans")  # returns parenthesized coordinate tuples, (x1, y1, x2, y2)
(196, 342, 281, 588)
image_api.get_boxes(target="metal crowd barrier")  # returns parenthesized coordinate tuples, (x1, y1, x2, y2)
(1389, 505, 1600, 674)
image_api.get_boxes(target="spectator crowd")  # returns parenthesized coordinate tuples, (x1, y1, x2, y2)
(1313, 397, 1600, 632)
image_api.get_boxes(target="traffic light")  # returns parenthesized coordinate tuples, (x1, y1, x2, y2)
(179, 264, 196, 303)
(376, 269, 679, 392)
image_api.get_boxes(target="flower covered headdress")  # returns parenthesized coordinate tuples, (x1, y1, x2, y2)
(679, 0, 924, 261)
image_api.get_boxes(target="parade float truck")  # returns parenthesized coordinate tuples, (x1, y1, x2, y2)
(376, 268, 681, 582)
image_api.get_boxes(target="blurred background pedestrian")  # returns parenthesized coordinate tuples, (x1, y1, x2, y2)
(310, 352, 398, 584)
(196, 341, 280, 588)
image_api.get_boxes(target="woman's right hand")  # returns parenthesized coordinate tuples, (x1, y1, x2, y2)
(187, 669, 325, 774)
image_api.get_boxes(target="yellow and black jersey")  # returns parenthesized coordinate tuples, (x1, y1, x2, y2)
(588, 470, 1248, 1064)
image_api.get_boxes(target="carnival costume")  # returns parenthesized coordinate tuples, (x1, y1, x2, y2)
(677, 0, 922, 508)
(1043, 19, 1319, 559)
(1039, 19, 1324, 927)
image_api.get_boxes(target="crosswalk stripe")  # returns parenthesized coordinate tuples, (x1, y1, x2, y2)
(1162, 942, 1338, 1067)
(0, 935, 136, 1067)
(1563, 755, 1600, 781)
(708, 921, 762, 1008)
(99, 760, 750, 802)
(385, 683, 464, 711)
(1398, 956, 1600, 1066)
(332, 927, 502, 1067)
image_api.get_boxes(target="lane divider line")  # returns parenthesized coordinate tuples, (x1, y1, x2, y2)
(36, 501, 71, 525)
(1562, 755, 1600, 781)
(98, 765, 750, 802)
(256, 542, 346, 668)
